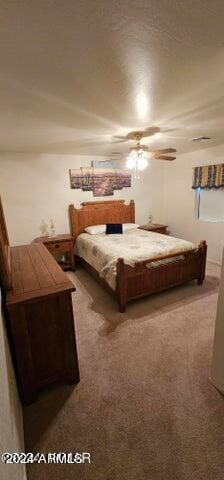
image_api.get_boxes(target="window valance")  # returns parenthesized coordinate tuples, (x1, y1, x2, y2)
(192, 163, 224, 189)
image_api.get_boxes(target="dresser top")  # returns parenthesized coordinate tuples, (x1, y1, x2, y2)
(33, 234, 74, 244)
(7, 243, 75, 306)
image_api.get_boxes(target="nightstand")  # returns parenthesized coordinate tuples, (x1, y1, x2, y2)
(34, 234, 75, 271)
(139, 224, 168, 235)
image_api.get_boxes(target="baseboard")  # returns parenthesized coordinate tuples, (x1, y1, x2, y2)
(207, 260, 222, 266)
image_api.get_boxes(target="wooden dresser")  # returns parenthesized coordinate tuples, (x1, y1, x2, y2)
(0, 198, 79, 405)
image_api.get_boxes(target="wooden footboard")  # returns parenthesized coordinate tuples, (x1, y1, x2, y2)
(117, 241, 207, 312)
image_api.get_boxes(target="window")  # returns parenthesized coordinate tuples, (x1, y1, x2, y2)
(197, 188, 224, 223)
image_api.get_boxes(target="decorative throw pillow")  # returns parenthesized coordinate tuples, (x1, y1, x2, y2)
(123, 223, 139, 232)
(106, 223, 123, 234)
(84, 224, 106, 235)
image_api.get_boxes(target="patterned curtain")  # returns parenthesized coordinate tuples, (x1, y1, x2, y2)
(192, 163, 224, 189)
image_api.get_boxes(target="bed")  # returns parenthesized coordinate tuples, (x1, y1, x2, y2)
(69, 200, 207, 312)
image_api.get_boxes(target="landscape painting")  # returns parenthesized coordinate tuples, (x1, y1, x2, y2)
(69, 162, 131, 197)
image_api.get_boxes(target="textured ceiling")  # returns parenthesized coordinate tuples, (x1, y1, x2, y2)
(1, 0, 224, 156)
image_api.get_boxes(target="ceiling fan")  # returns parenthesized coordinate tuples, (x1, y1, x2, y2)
(102, 128, 176, 177)
(114, 129, 176, 178)
(113, 126, 161, 142)
(125, 131, 176, 160)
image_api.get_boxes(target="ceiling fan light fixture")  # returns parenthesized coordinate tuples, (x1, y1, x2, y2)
(126, 148, 149, 177)
(137, 149, 149, 170)
(124, 129, 176, 176)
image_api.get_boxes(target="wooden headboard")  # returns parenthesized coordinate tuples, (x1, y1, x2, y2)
(69, 200, 135, 241)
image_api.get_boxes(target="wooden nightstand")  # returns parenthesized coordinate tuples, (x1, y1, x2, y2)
(139, 224, 168, 235)
(34, 234, 75, 271)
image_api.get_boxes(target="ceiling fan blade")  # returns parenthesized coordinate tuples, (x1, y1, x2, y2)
(142, 126, 160, 138)
(114, 126, 160, 142)
(151, 154, 176, 161)
(161, 128, 177, 134)
(112, 138, 128, 143)
(150, 148, 176, 154)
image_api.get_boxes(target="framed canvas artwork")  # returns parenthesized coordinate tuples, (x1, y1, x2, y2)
(69, 161, 131, 197)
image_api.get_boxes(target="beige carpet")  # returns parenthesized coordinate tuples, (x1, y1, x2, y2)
(23, 262, 224, 480)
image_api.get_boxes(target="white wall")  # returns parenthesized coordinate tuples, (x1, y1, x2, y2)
(162, 144, 224, 264)
(0, 292, 26, 480)
(0, 153, 164, 245)
(1, 148, 224, 262)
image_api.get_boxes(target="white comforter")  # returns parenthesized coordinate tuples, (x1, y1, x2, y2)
(75, 229, 196, 290)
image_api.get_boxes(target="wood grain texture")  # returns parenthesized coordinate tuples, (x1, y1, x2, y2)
(6, 244, 79, 404)
(0, 198, 79, 404)
(116, 241, 207, 312)
(70, 199, 207, 313)
(8, 290, 79, 405)
(34, 235, 75, 271)
(34, 234, 74, 244)
(7, 243, 75, 304)
(69, 199, 135, 241)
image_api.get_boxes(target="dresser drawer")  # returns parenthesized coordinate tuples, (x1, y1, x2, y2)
(7, 243, 79, 405)
(47, 241, 73, 253)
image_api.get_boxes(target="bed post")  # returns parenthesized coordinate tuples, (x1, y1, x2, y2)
(69, 204, 79, 241)
(130, 200, 135, 222)
(117, 258, 127, 313)
(198, 240, 207, 285)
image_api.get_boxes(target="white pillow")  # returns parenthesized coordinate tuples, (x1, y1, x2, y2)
(123, 223, 139, 232)
(84, 224, 106, 235)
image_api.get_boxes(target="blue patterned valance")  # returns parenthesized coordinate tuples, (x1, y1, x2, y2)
(192, 163, 224, 189)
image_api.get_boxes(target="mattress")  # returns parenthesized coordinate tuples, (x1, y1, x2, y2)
(75, 229, 196, 290)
